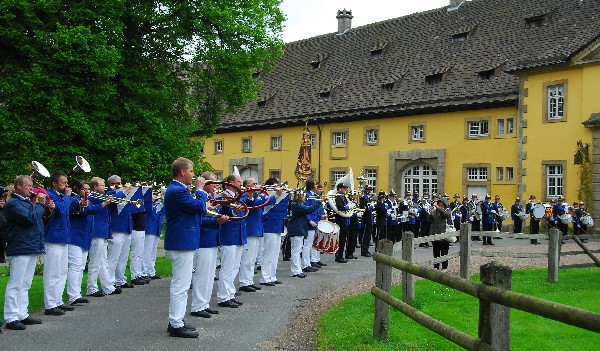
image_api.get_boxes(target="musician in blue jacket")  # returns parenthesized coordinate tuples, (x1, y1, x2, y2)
(449, 193, 462, 231)
(191, 172, 229, 318)
(288, 191, 323, 278)
(3, 175, 50, 330)
(259, 177, 290, 286)
(164, 157, 208, 338)
(480, 194, 495, 245)
(304, 180, 327, 266)
(216, 174, 246, 308)
(358, 186, 375, 257)
(142, 188, 165, 281)
(106, 175, 135, 289)
(86, 177, 121, 297)
(553, 197, 568, 237)
(334, 183, 352, 263)
(492, 195, 504, 233)
(511, 198, 523, 234)
(44, 172, 81, 316)
(525, 195, 540, 245)
(67, 181, 110, 305)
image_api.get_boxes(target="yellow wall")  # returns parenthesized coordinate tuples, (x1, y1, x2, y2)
(521, 64, 597, 202)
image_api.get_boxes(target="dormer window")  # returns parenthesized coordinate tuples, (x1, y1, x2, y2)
(371, 48, 383, 56)
(257, 100, 267, 108)
(452, 32, 468, 42)
(310, 53, 328, 69)
(478, 68, 496, 80)
(252, 71, 261, 79)
(382, 82, 394, 91)
(370, 42, 388, 57)
(425, 73, 443, 85)
(526, 14, 548, 28)
(256, 93, 274, 108)
(310, 60, 321, 69)
(319, 91, 330, 102)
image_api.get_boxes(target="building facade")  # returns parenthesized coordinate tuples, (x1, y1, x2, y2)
(200, 0, 600, 227)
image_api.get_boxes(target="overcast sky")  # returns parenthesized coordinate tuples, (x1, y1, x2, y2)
(280, 0, 452, 43)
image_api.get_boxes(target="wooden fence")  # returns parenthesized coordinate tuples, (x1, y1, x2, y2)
(372, 240, 600, 350)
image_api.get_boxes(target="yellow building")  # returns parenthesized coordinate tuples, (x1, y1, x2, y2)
(200, 0, 600, 227)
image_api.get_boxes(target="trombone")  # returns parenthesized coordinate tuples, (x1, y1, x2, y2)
(89, 191, 143, 208)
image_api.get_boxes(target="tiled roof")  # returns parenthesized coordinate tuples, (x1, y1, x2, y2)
(217, 0, 600, 133)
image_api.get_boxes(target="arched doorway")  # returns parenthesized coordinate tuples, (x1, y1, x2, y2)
(240, 167, 259, 181)
(402, 164, 438, 196)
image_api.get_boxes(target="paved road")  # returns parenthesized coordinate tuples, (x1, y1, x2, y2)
(0, 237, 555, 350)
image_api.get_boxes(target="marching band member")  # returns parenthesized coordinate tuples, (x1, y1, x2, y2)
(412, 191, 421, 240)
(239, 177, 274, 291)
(67, 181, 110, 306)
(259, 178, 288, 286)
(164, 157, 207, 338)
(449, 193, 462, 232)
(346, 193, 359, 260)
(141, 188, 165, 281)
(190, 172, 229, 318)
(374, 191, 388, 250)
(546, 198, 558, 232)
(553, 196, 568, 237)
(526, 195, 540, 245)
(430, 197, 452, 270)
(0, 191, 6, 264)
(289, 191, 323, 278)
(470, 194, 481, 241)
(492, 195, 504, 233)
(418, 192, 432, 248)
(309, 182, 328, 265)
(459, 197, 470, 226)
(511, 198, 523, 234)
(303, 179, 323, 269)
(130, 197, 148, 286)
(386, 190, 400, 243)
(3, 175, 51, 330)
(359, 186, 375, 257)
(87, 177, 121, 297)
(216, 174, 246, 308)
(333, 183, 351, 263)
(480, 194, 495, 245)
(574, 202, 588, 241)
(106, 175, 135, 289)
(44, 172, 80, 316)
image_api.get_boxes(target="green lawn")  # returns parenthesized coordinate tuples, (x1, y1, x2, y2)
(317, 267, 600, 351)
(0, 256, 172, 321)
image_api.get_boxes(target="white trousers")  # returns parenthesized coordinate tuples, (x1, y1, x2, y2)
(130, 230, 145, 279)
(260, 232, 282, 284)
(67, 245, 88, 303)
(309, 230, 321, 263)
(239, 236, 260, 287)
(217, 245, 242, 303)
(43, 242, 69, 309)
(290, 236, 304, 275)
(256, 236, 265, 266)
(191, 247, 218, 312)
(142, 234, 160, 277)
(4, 255, 37, 323)
(167, 250, 194, 328)
(302, 231, 315, 268)
(107, 232, 131, 286)
(87, 237, 115, 295)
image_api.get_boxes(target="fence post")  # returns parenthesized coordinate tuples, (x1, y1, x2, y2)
(479, 262, 512, 351)
(459, 223, 471, 279)
(548, 228, 560, 282)
(402, 231, 415, 304)
(374, 239, 394, 340)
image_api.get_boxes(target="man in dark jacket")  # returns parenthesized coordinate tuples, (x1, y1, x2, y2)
(3, 175, 52, 330)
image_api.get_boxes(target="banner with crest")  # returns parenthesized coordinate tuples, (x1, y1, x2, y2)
(294, 120, 312, 182)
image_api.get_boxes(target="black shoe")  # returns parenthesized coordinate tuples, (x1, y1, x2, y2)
(19, 317, 42, 325)
(316, 261, 327, 266)
(335, 257, 348, 263)
(70, 298, 89, 305)
(5, 321, 26, 330)
(88, 291, 106, 297)
(132, 278, 146, 285)
(311, 262, 322, 268)
(282, 257, 290, 261)
(273, 280, 283, 285)
(345, 255, 358, 260)
(256, 265, 261, 270)
(292, 273, 307, 278)
(57, 304, 74, 311)
(150, 275, 162, 279)
(190, 310, 212, 318)
(214, 277, 219, 281)
(361, 252, 372, 257)
(109, 287, 122, 295)
(483, 242, 489, 245)
(44, 308, 65, 316)
(167, 322, 197, 332)
(204, 308, 219, 315)
(260, 282, 275, 287)
(235, 292, 241, 296)
(250, 284, 261, 290)
(302, 267, 318, 272)
(169, 325, 199, 338)
(118, 283, 135, 288)
(218, 300, 239, 308)
(231, 298, 243, 306)
(489, 242, 495, 245)
(239, 285, 256, 292)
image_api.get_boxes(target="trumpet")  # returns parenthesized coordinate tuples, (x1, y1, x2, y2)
(89, 191, 143, 208)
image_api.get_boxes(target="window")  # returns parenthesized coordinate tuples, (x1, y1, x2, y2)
(366, 129, 378, 145)
(478, 69, 496, 80)
(370, 48, 383, 57)
(333, 131, 347, 146)
(497, 167, 504, 181)
(365, 169, 377, 189)
(526, 15, 547, 29)
(257, 100, 267, 108)
(467, 167, 487, 181)
(214, 140, 223, 153)
(498, 119, 505, 136)
(468, 121, 489, 137)
(331, 170, 346, 184)
(496, 117, 515, 136)
(271, 135, 281, 150)
(310, 60, 321, 69)
(547, 85, 564, 120)
(452, 32, 468, 42)
(242, 137, 252, 152)
(382, 82, 394, 91)
(412, 125, 424, 141)
(402, 165, 438, 195)
(213, 171, 223, 180)
(506, 167, 514, 181)
(507, 118, 514, 134)
(547, 165, 563, 197)
(270, 170, 281, 180)
(310, 133, 316, 149)
(425, 73, 443, 85)
(319, 91, 330, 102)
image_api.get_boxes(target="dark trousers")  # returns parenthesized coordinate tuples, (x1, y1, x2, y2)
(513, 219, 522, 234)
(432, 240, 449, 269)
(282, 234, 291, 260)
(471, 220, 481, 241)
(557, 221, 568, 236)
(360, 223, 372, 254)
(0, 230, 5, 262)
(336, 226, 349, 259)
(346, 228, 358, 257)
(482, 221, 493, 244)
(419, 221, 431, 247)
(530, 220, 540, 244)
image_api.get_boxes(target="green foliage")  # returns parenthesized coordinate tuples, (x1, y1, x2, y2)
(576, 140, 593, 210)
(0, 0, 284, 184)
(317, 267, 600, 351)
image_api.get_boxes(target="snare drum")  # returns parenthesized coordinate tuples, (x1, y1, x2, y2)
(559, 213, 572, 224)
(314, 220, 340, 254)
(581, 215, 594, 227)
(532, 203, 546, 220)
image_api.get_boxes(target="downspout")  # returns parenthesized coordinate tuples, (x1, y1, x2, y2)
(317, 123, 322, 182)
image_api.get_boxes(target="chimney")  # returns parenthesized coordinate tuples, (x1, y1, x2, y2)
(336, 9, 353, 34)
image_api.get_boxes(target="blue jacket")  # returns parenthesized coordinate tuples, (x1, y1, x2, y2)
(90, 196, 111, 239)
(200, 215, 220, 248)
(218, 190, 247, 246)
(4, 194, 46, 256)
(287, 201, 322, 238)
(145, 202, 165, 237)
(45, 189, 79, 244)
(164, 181, 208, 250)
(304, 190, 321, 228)
(107, 190, 134, 234)
(481, 201, 495, 224)
(243, 192, 275, 237)
(69, 197, 105, 250)
(262, 194, 290, 234)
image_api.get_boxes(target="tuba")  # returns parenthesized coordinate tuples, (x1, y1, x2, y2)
(327, 168, 357, 218)
(66, 156, 91, 177)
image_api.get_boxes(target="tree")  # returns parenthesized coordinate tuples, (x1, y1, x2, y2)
(0, 0, 284, 184)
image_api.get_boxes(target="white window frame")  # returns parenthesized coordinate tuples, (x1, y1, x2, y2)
(506, 167, 514, 181)
(331, 170, 346, 184)
(468, 121, 489, 137)
(547, 165, 563, 197)
(271, 136, 281, 150)
(270, 170, 281, 180)
(547, 85, 564, 120)
(507, 118, 514, 134)
(412, 125, 424, 141)
(333, 131, 347, 146)
(497, 119, 505, 136)
(467, 167, 488, 181)
(365, 169, 377, 189)
(213, 171, 223, 180)
(215, 140, 223, 153)
(242, 138, 252, 152)
(402, 164, 438, 195)
(366, 129, 378, 144)
(496, 167, 504, 181)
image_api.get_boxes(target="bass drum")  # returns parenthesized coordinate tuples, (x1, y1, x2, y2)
(559, 213, 572, 225)
(532, 203, 546, 220)
(498, 209, 510, 220)
(313, 220, 340, 254)
(581, 215, 594, 227)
